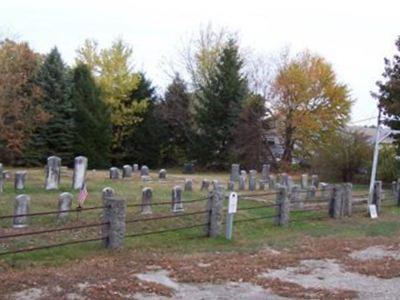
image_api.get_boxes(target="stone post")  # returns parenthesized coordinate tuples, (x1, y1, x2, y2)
(329, 185, 343, 218)
(227, 181, 235, 191)
(200, 179, 210, 191)
(159, 169, 167, 179)
(342, 183, 353, 217)
(141, 165, 149, 176)
(45, 156, 61, 190)
(238, 175, 246, 191)
(102, 197, 126, 249)
(240, 170, 247, 180)
(275, 185, 289, 226)
(184, 179, 193, 192)
(13, 194, 30, 228)
(261, 164, 270, 181)
(15, 171, 27, 190)
(141, 187, 152, 214)
(311, 174, 319, 188)
(372, 181, 382, 214)
(122, 165, 133, 178)
(109, 167, 120, 179)
(290, 185, 303, 210)
(205, 185, 224, 237)
(172, 186, 184, 212)
(57, 192, 73, 221)
(230, 164, 240, 182)
(249, 170, 257, 191)
(102, 187, 115, 202)
(73, 156, 87, 190)
(301, 174, 308, 189)
(0, 163, 3, 192)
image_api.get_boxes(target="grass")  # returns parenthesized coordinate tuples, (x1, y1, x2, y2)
(0, 167, 400, 267)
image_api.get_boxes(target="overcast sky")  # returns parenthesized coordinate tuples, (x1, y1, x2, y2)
(1, 0, 399, 125)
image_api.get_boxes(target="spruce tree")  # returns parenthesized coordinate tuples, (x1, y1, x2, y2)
(24, 47, 74, 166)
(195, 39, 248, 168)
(72, 64, 111, 168)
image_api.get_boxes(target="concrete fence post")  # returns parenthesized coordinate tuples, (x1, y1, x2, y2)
(102, 196, 126, 249)
(275, 185, 289, 226)
(205, 185, 224, 237)
(329, 185, 343, 219)
(373, 181, 382, 214)
(342, 183, 353, 217)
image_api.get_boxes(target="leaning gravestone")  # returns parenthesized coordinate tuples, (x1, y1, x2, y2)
(261, 164, 270, 181)
(230, 164, 240, 182)
(141, 187, 153, 214)
(73, 156, 87, 190)
(15, 171, 27, 190)
(183, 162, 195, 174)
(141, 165, 150, 176)
(172, 186, 184, 212)
(57, 192, 73, 221)
(122, 165, 132, 178)
(184, 179, 193, 192)
(159, 169, 167, 179)
(13, 194, 30, 228)
(109, 167, 120, 179)
(45, 156, 61, 190)
(0, 163, 3, 192)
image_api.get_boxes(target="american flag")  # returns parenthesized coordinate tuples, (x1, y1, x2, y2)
(77, 183, 88, 208)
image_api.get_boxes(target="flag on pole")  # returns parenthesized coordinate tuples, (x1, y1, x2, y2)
(77, 183, 88, 208)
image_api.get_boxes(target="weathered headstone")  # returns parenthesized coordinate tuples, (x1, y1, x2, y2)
(141, 187, 152, 214)
(141, 165, 149, 176)
(45, 156, 61, 190)
(212, 180, 219, 190)
(183, 162, 195, 174)
(15, 171, 27, 190)
(301, 174, 308, 189)
(268, 175, 276, 189)
(141, 175, 151, 182)
(133, 164, 139, 172)
(320, 183, 331, 201)
(281, 173, 289, 187)
(200, 179, 210, 191)
(109, 167, 120, 179)
(259, 180, 266, 191)
(159, 169, 167, 179)
(230, 164, 240, 182)
(3, 170, 11, 180)
(13, 194, 30, 228)
(287, 176, 294, 190)
(0, 163, 3, 192)
(311, 174, 319, 188)
(238, 175, 246, 191)
(73, 156, 87, 190)
(122, 165, 133, 178)
(172, 186, 184, 212)
(307, 185, 316, 201)
(57, 192, 73, 221)
(275, 185, 289, 226)
(227, 180, 235, 191)
(261, 164, 270, 181)
(249, 170, 257, 191)
(240, 170, 247, 180)
(184, 179, 193, 192)
(290, 185, 303, 210)
(101, 196, 126, 249)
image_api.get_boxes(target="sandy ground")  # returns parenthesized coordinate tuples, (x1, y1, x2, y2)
(2, 237, 400, 299)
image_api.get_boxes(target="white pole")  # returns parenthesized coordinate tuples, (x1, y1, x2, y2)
(368, 110, 381, 205)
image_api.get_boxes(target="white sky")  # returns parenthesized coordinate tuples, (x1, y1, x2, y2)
(1, 0, 399, 125)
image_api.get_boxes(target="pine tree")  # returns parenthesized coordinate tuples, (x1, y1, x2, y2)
(25, 47, 74, 165)
(72, 64, 111, 168)
(195, 39, 248, 168)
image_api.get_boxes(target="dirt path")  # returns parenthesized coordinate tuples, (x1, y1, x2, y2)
(1, 236, 400, 299)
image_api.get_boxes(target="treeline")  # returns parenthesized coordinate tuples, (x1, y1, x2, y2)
(0, 27, 354, 170)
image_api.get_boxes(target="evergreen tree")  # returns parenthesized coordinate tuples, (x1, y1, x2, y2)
(195, 39, 248, 168)
(160, 73, 193, 165)
(25, 47, 74, 165)
(71, 64, 112, 168)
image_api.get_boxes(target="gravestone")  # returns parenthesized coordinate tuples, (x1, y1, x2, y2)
(259, 180, 266, 191)
(301, 174, 308, 189)
(261, 164, 270, 181)
(230, 164, 240, 181)
(57, 192, 72, 221)
(239, 175, 246, 191)
(172, 186, 184, 212)
(249, 170, 257, 191)
(141, 165, 149, 176)
(45, 156, 61, 190)
(122, 165, 133, 178)
(240, 170, 247, 180)
(311, 174, 319, 188)
(268, 175, 276, 189)
(291, 185, 303, 210)
(13, 194, 30, 228)
(15, 171, 27, 190)
(0, 163, 3, 192)
(184, 179, 193, 192)
(307, 185, 317, 201)
(109, 167, 120, 179)
(73, 156, 87, 190)
(287, 176, 294, 190)
(227, 181, 235, 191)
(141, 175, 151, 182)
(133, 164, 139, 172)
(200, 179, 210, 191)
(281, 173, 289, 187)
(159, 169, 167, 179)
(141, 187, 152, 214)
(183, 162, 195, 174)
(320, 183, 331, 201)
